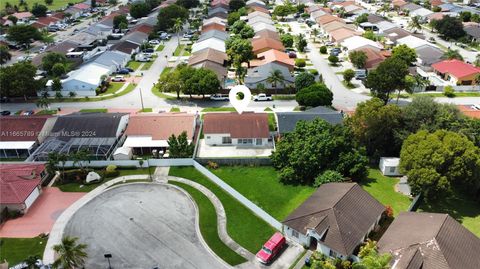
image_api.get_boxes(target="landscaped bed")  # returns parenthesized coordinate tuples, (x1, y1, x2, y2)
(0, 237, 47, 265)
(360, 169, 411, 216)
(168, 167, 276, 253)
(208, 166, 315, 220)
(99, 82, 124, 96)
(169, 181, 247, 265)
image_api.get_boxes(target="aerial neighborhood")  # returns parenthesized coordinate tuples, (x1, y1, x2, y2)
(0, 0, 480, 268)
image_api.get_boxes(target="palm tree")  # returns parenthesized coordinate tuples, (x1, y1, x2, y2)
(408, 16, 422, 33)
(24, 255, 40, 269)
(46, 152, 60, 175)
(36, 97, 50, 109)
(52, 236, 88, 269)
(173, 18, 184, 46)
(266, 69, 285, 90)
(442, 48, 464, 60)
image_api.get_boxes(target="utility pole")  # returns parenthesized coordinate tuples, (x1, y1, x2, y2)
(139, 88, 144, 111)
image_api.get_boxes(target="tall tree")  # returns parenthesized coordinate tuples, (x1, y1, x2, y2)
(42, 52, 67, 74)
(176, 0, 199, 9)
(168, 131, 194, 158)
(0, 45, 12, 64)
(408, 15, 422, 33)
(295, 34, 307, 52)
(225, 37, 253, 80)
(31, 3, 47, 17)
(353, 240, 392, 269)
(391, 44, 417, 66)
(296, 83, 333, 107)
(365, 56, 408, 104)
(52, 236, 88, 269)
(7, 24, 42, 48)
(294, 72, 315, 90)
(156, 4, 188, 31)
(442, 48, 463, 60)
(266, 69, 285, 89)
(157, 66, 183, 98)
(433, 15, 466, 40)
(349, 50, 367, 69)
(229, 0, 245, 11)
(280, 34, 294, 48)
(173, 17, 184, 46)
(113, 14, 128, 29)
(400, 130, 480, 201)
(271, 119, 368, 185)
(0, 62, 40, 98)
(130, 2, 151, 18)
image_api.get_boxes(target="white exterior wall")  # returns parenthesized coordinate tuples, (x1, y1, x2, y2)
(379, 157, 402, 176)
(204, 133, 230, 145)
(284, 225, 311, 247)
(61, 79, 98, 94)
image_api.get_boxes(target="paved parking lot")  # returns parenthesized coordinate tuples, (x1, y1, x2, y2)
(63, 183, 226, 269)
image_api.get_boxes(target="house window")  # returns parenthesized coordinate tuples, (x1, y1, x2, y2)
(292, 229, 299, 238)
(206, 136, 211, 139)
(238, 138, 253, 144)
(222, 136, 232, 144)
(389, 167, 396, 173)
(256, 138, 262, 145)
(329, 249, 338, 258)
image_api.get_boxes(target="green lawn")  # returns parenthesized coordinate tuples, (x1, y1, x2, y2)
(99, 82, 124, 96)
(35, 109, 57, 115)
(139, 108, 153, 112)
(169, 182, 247, 265)
(156, 44, 165, 51)
(360, 169, 412, 216)
(0, 237, 47, 265)
(169, 167, 276, 253)
(209, 166, 315, 220)
(3, 0, 82, 10)
(79, 108, 108, 113)
(160, 67, 172, 77)
(55, 168, 151, 192)
(173, 44, 185, 56)
(141, 61, 154, 70)
(201, 107, 237, 112)
(170, 107, 180, 112)
(419, 190, 480, 237)
(127, 61, 142, 71)
(412, 92, 480, 98)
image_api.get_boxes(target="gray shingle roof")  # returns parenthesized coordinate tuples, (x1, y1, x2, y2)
(283, 183, 385, 256)
(197, 30, 229, 42)
(124, 31, 148, 45)
(276, 107, 343, 133)
(91, 51, 129, 69)
(378, 212, 480, 269)
(245, 62, 294, 85)
(415, 45, 443, 66)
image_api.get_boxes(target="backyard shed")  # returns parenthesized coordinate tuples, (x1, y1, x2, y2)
(379, 157, 401, 176)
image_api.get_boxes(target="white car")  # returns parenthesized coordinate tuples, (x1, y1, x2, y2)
(149, 39, 160, 45)
(111, 75, 125, 82)
(210, 94, 229, 101)
(253, 94, 272, 101)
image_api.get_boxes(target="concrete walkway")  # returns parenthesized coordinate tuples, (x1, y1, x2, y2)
(168, 176, 255, 261)
(43, 175, 149, 264)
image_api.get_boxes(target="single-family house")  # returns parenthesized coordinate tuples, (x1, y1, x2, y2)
(247, 11, 271, 21)
(357, 48, 387, 69)
(188, 48, 228, 81)
(317, 15, 344, 27)
(29, 113, 129, 161)
(110, 40, 141, 55)
(252, 36, 285, 55)
(124, 31, 149, 45)
(383, 27, 411, 43)
(0, 116, 56, 159)
(322, 21, 356, 34)
(415, 45, 443, 66)
(208, 10, 228, 19)
(311, 10, 327, 20)
(61, 63, 111, 96)
(342, 36, 383, 52)
(31, 16, 59, 29)
(252, 22, 277, 33)
(402, 3, 422, 13)
(197, 30, 229, 42)
(211, 0, 229, 6)
(379, 157, 401, 176)
(73, 2, 90, 12)
(375, 21, 398, 33)
(203, 112, 271, 146)
(432, 59, 480, 85)
(0, 164, 48, 213)
(203, 17, 227, 27)
(250, 49, 295, 71)
(249, 5, 270, 14)
(367, 14, 385, 24)
(64, 6, 83, 19)
(378, 212, 480, 269)
(464, 23, 480, 42)
(123, 113, 196, 156)
(91, 50, 129, 72)
(410, 8, 434, 22)
(191, 38, 226, 54)
(277, 106, 343, 134)
(132, 24, 154, 35)
(202, 22, 227, 33)
(329, 28, 361, 43)
(255, 29, 281, 40)
(283, 183, 385, 260)
(245, 62, 294, 90)
(396, 35, 431, 49)
(194, 61, 228, 83)
(306, 5, 322, 14)
(246, 0, 266, 8)
(392, 0, 408, 9)
(248, 16, 274, 26)
(2, 12, 33, 24)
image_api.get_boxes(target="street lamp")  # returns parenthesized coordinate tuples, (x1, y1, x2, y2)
(104, 253, 112, 269)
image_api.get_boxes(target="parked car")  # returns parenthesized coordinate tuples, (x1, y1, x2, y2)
(159, 32, 171, 40)
(183, 33, 193, 39)
(253, 93, 272, 101)
(354, 69, 367, 80)
(22, 110, 34, 116)
(112, 75, 125, 82)
(0, 97, 10, 103)
(116, 68, 130, 75)
(125, 67, 134, 72)
(428, 37, 436, 44)
(288, 52, 297, 58)
(325, 41, 334, 46)
(1, 110, 11, 116)
(149, 39, 160, 45)
(256, 232, 286, 264)
(210, 94, 229, 101)
(143, 48, 154, 53)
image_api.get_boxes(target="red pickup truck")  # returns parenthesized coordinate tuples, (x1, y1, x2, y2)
(256, 232, 286, 264)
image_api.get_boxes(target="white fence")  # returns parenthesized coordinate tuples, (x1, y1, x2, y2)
(193, 160, 282, 230)
(59, 158, 194, 168)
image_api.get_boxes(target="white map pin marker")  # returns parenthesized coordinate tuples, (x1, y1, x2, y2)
(229, 85, 251, 114)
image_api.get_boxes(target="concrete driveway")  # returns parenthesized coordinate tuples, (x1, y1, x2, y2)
(63, 183, 226, 269)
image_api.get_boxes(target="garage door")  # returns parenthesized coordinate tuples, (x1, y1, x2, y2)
(25, 187, 40, 209)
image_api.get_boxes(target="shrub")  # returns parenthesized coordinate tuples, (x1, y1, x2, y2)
(343, 69, 355, 83)
(319, 46, 327, 54)
(296, 83, 333, 107)
(106, 165, 117, 172)
(61, 169, 89, 183)
(309, 69, 319, 76)
(295, 58, 306, 67)
(328, 55, 339, 65)
(443, 85, 455, 97)
(313, 170, 344, 187)
(385, 205, 394, 218)
(207, 161, 219, 169)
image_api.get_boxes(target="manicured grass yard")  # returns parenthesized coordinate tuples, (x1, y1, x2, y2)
(170, 107, 180, 112)
(156, 44, 165, 51)
(173, 44, 185, 56)
(99, 82, 124, 96)
(360, 169, 412, 216)
(419, 190, 480, 237)
(55, 168, 151, 192)
(127, 61, 142, 71)
(209, 166, 315, 220)
(79, 108, 108, 113)
(169, 182, 247, 265)
(3, 0, 82, 10)
(35, 109, 57, 115)
(169, 167, 276, 253)
(201, 107, 237, 112)
(0, 237, 47, 265)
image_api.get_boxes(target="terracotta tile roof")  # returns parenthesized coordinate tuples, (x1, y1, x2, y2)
(35, 16, 59, 26)
(255, 29, 280, 40)
(430, 0, 443, 6)
(358, 48, 386, 69)
(329, 27, 360, 43)
(252, 36, 285, 55)
(126, 113, 195, 140)
(211, 2, 229, 9)
(458, 105, 480, 119)
(188, 48, 227, 66)
(317, 14, 344, 26)
(250, 49, 294, 70)
(51, 12, 65, 19)
(0, 164, 44, 204)
(2, 12, 32, 20)
(211, 0, 229, 5)
(203, 112, 270, 138)
(249, 5, 269, 14)
(378, 212, 480, 269)
(432, 59, 480, 79)
(283, 183, 385, 256)
(132, 24, 153, 34)
(202, 23, 226, 33)
(323, 21, 355, 33)
(0, 116, 50, 142)
(392, 0, 408, 7)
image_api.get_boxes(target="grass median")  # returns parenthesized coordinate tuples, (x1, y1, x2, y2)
(169, 167, 276, 253)
(169, 181, 247, 265)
